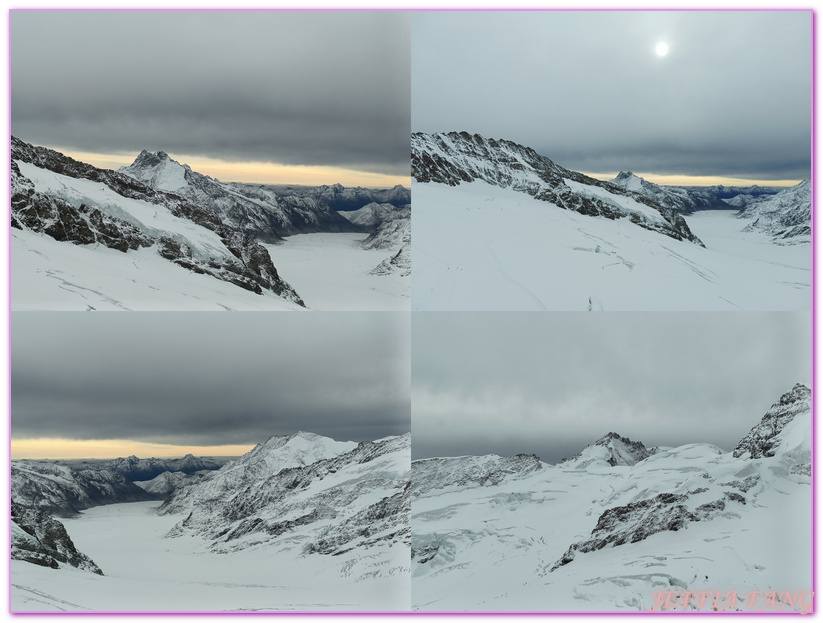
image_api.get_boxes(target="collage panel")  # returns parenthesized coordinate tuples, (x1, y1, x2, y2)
(411, 312, 812, 611)
(10, 312, 411, 611)
(410, 11, 811, 311)
(5, 6, 816, 617)
(10, 11, 411, 312)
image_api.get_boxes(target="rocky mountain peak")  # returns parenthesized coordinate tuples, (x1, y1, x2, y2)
(733, 383, 811, 459)
(561, 432, 654, 468)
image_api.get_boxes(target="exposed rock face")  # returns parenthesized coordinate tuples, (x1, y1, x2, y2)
(11, 136, 304, 305)
(119, 150, 360, 242)
(411, 453, 543, 498)
(11, 461, 159, 518)
(733, 383, 811, 458)
(160, 433, 410, 559)
(11, 160, 154, 251)
(11, 503, 103, 574)
(552, 493, 697, 571)
(411, 131, 703, 245)
(736, 180, 811, 244)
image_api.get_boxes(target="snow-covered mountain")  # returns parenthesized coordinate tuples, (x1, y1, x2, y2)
(338, 202, 399, 228)
(558, 432, 656, 469)
(160, 432, 410, 571)
(733, 383, 811, 460)
(11, 503, 103, 574)
(133, 470, 213, 497)
(11, 137, 305, 309)
(119, 151, 360, 242)
(735, 180, 811, 244)
(412, 132, 702, 245)
(11, 461, 159, 518)
(412, 384, 811, 611)
(608, 172, 731, 213)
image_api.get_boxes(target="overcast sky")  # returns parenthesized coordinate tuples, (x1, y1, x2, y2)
(412, 312, 810, 463)
(11, 11, 410, 181)
(12, 313, 410, 457)
(413, 11, 811, 182)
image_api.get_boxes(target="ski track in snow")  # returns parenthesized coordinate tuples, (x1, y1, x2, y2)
(411, 182, 810, 311)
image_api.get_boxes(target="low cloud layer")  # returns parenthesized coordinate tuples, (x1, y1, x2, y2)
(412, 313, 810, 463)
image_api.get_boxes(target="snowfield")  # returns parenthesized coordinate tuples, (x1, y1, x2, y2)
(411, 389, 811, 612)
(11, 501, 408, 612)
(11, 228, 303, 311)
(264, 233, 410, 310)
(411, 181, 809, 311)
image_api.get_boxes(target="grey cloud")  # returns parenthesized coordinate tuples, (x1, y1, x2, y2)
(12, 312, 410, 446)
(412, 313, 811, 463)
(11, 11, 410, 176)
(412, 11, 811, 181)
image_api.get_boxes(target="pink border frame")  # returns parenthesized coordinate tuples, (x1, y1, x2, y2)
(5, 6, 816, 617)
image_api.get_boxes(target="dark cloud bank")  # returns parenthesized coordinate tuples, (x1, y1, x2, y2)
(12, 313, 411, 446)
(11, 11, 410, 176)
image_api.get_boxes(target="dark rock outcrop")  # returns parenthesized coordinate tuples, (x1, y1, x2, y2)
(11, 503, 103, 574)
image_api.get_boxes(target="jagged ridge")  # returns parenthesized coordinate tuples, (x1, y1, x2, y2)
(411, 131, 703, 245)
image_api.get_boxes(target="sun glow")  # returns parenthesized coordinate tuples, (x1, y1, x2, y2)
(11, 438, 255, 460)
(655, 42, 669, 57)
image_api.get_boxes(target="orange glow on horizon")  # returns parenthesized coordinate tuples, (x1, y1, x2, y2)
(56, 148, 410, 190)
(584, 171, 803, 188)
(11, 438, 255, 461)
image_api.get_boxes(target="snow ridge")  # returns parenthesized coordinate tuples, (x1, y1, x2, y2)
(160, 433, 411, 570)
(119, 152, 361, 242)
(11, 137, 305, 305)
(411, 131, 703, 245)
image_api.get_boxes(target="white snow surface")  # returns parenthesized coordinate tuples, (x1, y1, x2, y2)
(412, 411, 811, 611)
(264, 233, 410, 310)
(12, 228, 301, 311)
(11, 433, 411, 612)
(11, 501, 408, 612)
(412, 181, 809, 311)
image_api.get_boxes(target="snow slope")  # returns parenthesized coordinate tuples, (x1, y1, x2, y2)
(736, 180, 811, 244)
(411, 385, 811, 611)
(412, 181, 809, 311)
(11, 137, 304, 309)
(11, 501, 408, 611)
